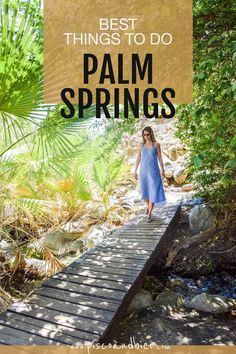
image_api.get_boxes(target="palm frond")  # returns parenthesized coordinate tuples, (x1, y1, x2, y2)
(15, 197, 54, 218)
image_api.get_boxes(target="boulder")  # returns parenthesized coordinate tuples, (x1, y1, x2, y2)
(163, 179, 169, 188)
(154, 290, 184, 314)
(173, 167, 188, 184)
(61, 221, 85, 236)
(28, 231, 84, 256)
(127, 288, 153, 313)
(151, 318, 171, 333)
(164, 167, 173, 179)
(188, 293, 236, 314)
(143, 275, 165, 295)
(189, 204, 215, 235)
(120, 189, 140, 204)
(182, 184, 194, 192)
(166, 278, 186, 290)
(176, 146, 186, 156)
(86, 226, 105, 246)
(168, 147, 177, 161)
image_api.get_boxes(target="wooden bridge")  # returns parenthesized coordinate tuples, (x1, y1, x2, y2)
(0, 204, 180, 346)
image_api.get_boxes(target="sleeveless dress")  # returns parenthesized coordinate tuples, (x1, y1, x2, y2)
(139, 142, 166, 206)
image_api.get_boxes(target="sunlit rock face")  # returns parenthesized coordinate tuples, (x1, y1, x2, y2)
(188, 293, 236, 314)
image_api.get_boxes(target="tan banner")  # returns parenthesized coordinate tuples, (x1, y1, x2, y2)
(1, 346, 235, 354)
(44, 0, 192, 105)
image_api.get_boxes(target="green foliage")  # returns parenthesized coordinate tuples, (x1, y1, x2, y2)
(0, 0, 136, 225)
(196, 258, 215, 272)
(176, 0, 236, 208)
(0, 0, 43, 144)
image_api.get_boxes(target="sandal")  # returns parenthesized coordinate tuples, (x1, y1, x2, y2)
(147, 214, 152, 222)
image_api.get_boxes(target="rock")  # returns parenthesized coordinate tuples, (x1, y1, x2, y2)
(173, 167, 188, 184)
(86, 226, 105, 246)
(120, 190, 140, 204)
(189, 204, 215, 235)
(163, 179, 169, 187)
(154, 290, 184, 314)
(143, 276, 165, 295)
(151, 318, 171, 333)
(163, 157, 172, 166)
(61, 221, 85, 236)
(28, 231, 84, 256)
(165, 167, 173, 179)
(127, 288, 153, 313)
(120, 201, 134, 210)
(188, 293, 236, 314)
(176, 146, 186, 156)
(168, 147, 177, 161)
(166, 278, 186, 290)
(182, 184, 194, 192)
(182, 197, 205, 206)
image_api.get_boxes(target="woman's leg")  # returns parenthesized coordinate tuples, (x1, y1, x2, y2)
(145, 199, 149, 214)
(148, 201, 154, 216)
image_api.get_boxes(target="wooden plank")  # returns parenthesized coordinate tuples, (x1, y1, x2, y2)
(102, 239, 155, 251)
(96, 245, 150, 255)
(113, 235, 161, 242)
(85, 248, 149, 262)
(0, 323, 60, 345)
(108, 234, 161, 243)
(0, 331, 32, 345)
(52, 273, 131, 292)
(111, 228, 164, 233)
(35, 287, 119, 310)
(108, 232, 162, 239)
(70, 258, 144, 271)
(109, 234, 162, 241)
(0, 312, 98, 344)
(104, 238, 158, 247)
(67, 262, 140, 277)
(93, 247, 149, 260)
(42, 279, 126, 302)
(83, 253, 147, 266)
(58, 268, 135, 284)
(111, 226, 165, 232)
(124, 222, 169, 227)
(17, 297, 113, 323)
(122, 226, 168, 231)
(8, 302, 107, 335)
(116, 229, 164, 234)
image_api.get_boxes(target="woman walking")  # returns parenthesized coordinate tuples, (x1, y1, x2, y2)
(134, 126, 166, 222)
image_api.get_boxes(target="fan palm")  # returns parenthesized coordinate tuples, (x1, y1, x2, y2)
(0, 0, 98, 221)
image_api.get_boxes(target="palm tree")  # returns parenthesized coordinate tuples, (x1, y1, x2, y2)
(0, 0, 97, 219)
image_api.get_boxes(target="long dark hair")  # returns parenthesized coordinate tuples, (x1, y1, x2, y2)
(142, 126, 156, 144)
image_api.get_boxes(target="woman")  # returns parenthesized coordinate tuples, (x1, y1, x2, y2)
(134, 126, 166, 222)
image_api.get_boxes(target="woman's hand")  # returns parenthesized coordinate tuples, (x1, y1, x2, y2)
(134, 172, 138, 180)
(161, 169, 165, 178)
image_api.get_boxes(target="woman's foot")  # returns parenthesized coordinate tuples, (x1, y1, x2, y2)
(147, 214, 152, 222)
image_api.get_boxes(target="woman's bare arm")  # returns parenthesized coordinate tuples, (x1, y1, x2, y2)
(134, 144, 142, 179)
(156, 142, 165, 176)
